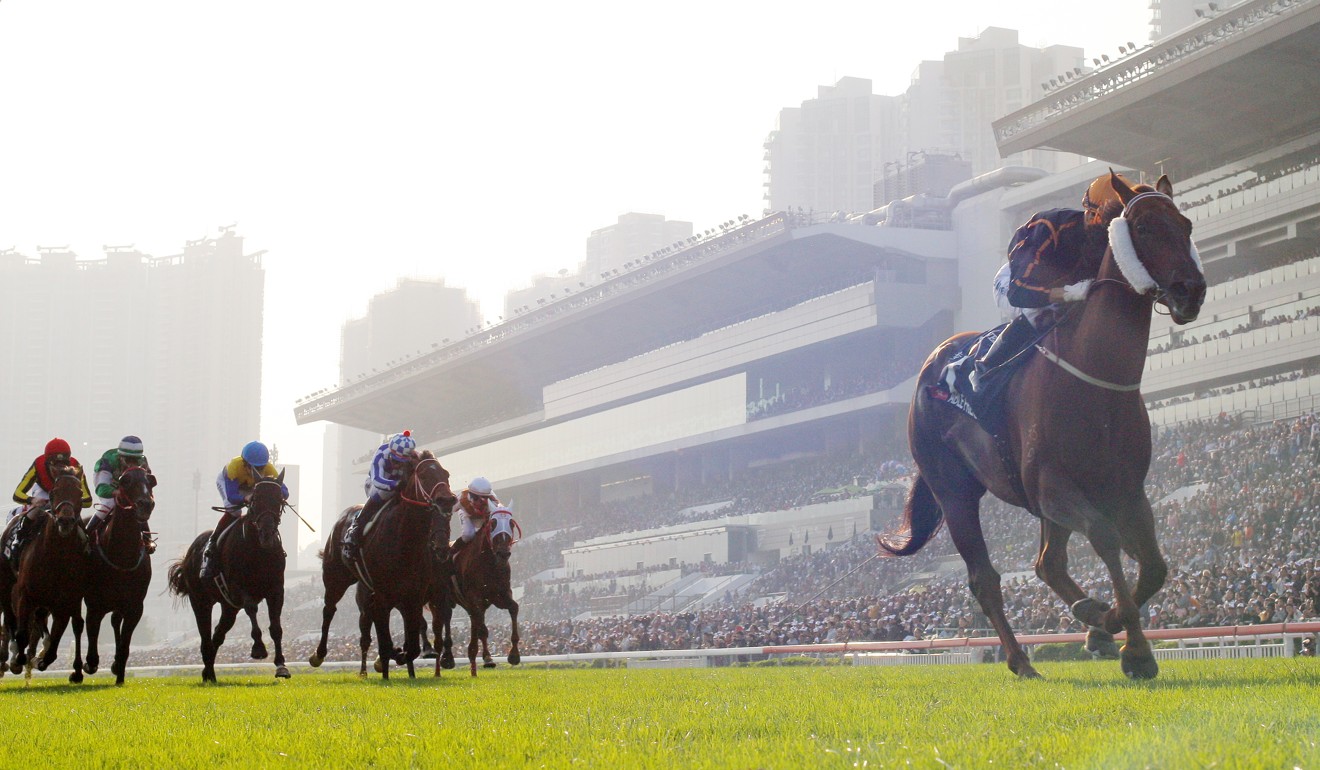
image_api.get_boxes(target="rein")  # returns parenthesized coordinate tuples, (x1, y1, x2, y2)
(398, 459, 453, 511)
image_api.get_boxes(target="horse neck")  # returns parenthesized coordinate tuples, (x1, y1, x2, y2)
(103, 509, 141, 556)
(1062, 247, 1155, 388)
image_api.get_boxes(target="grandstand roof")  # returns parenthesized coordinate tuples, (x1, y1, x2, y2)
(994, 0, 1320, 176)
(294, 214, 955, 432)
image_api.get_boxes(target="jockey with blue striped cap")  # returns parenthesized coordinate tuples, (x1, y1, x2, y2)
(200, 440, 288, 579)
(341, 430, 417, 562)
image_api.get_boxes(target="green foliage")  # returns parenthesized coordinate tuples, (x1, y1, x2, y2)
(1, 658, 1317, 768)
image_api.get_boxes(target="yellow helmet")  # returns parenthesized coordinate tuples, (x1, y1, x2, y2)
(1082, 172, 1136, 223)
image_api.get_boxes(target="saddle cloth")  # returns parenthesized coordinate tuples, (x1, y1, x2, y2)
(929, 323, 1036, 438)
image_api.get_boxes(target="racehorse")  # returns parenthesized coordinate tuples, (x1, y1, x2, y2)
(432, 506, 522, 677)
(308, 450, 455, 679)
(167, 473, 290, 682)
(85, 465, 156, 685)
(879, 173, 1205, 679)
(7, 471, 92, 682)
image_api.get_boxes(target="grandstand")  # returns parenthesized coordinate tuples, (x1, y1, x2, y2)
(292, 0, 1320, 630)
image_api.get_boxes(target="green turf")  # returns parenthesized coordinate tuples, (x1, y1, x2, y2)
(0, 658, 1316, 768)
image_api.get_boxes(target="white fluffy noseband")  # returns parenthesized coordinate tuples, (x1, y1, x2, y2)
(1107, 192, 1203, 294)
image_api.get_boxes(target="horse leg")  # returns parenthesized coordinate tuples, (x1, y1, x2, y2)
(468, 608, 485, 677)
(1033, 520, 1119, 659)
(85, 606, 106, 675)
(310, 564, 352, 668)
(357, 601, 373, 679)
(502, 597, 521, 666)
(420, 605, 437, 660)
(1117, 495, 1169, 610)
(68, 611, 85, 684)
(245, 605, 267, 660)
(112, 606, 143, 685)
(941, 491, 1039, 679)
(1086, 516, 1158, 680)
(438, 601, 456, 671)
(39, 612, 69, 671)
(207, 604, 241, 681)
(267, 590, 290, 679)
(401, 604, 421, 679)
(190, 598, 216, 683)
(372, 606, 393, 680)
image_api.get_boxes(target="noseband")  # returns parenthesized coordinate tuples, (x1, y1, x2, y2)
(400, 458, 454, 515)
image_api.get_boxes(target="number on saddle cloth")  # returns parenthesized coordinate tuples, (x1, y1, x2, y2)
(932, 323, 1034, 437)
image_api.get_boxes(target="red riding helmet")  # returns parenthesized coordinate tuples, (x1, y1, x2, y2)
(45, 438, 72, 458)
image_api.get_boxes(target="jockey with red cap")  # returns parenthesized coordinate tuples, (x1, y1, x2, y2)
(451, 476, 499, 555)
(341, 430, 417, 562)
(3, 438, 93, 567)
(200, 440, 289, 580)
(969, 172, 1133, 391)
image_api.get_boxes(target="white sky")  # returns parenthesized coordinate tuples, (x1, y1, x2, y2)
(0, 1, 1149, 546)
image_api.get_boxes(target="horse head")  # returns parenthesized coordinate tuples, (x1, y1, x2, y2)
(404, 450, 457, 553)
(50, 471, 86, 537)
(1107, 171, 1207, 324)
(115, 466, 157, 525)
(247, 472, 285, 552)
(486, 507, 520, 561)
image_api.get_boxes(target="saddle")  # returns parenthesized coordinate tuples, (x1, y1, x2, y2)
(931, 323, 1036, 438)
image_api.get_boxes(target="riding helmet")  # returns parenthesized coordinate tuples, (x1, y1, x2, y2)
(45, 437, 72, 458)
(241, 440, 270, 467)
(388, 430, 416, 459)
(467, 476, 494, 498)
(118, 435, 145, 458)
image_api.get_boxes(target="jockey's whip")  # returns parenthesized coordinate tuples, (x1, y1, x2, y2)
(284, 502, 316, 533)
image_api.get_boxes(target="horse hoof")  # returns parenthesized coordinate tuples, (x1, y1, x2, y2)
(35, 660, 49, 672)
(251, 644, 268, 660)
(275, 666, 291, 679)
(86, 660, 99, 675)
(1121, 647, 1159, 680)
(440, 656, 455, 670)
(69, 671, 84, 684)
(308, 654, 323, 668)
(508, 652, 521, 666)
(358, 670, 368, 679)
(1069, 597, 1111, 627)
(483, 661, 497, 669)
(111, 661, 124, 679)
(1085, 629, 1121, 660)
(373, 657, 383, 674)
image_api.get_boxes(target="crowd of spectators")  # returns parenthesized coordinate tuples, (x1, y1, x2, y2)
(1148, 302, 1320, 355)
(1177, 148, 1320, 216)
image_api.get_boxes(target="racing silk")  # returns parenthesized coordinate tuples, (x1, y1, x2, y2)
(1005, 208, 1090, 309)
(217, 456, 286, 507)
(93, 448, 153, 499)
(364, 443, 410, 497)
(13, 456, 92, 507)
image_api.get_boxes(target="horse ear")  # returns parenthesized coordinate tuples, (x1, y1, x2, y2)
(1155, 174, 1173, 197)
(277, 468, 286, 483)
(1110, 168, 1136, 204)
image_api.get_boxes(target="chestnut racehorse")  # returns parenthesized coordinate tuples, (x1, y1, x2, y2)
(167, 473, 290, 682)
(432, 507, 522, 677)
(8, 471, 92, 682)
(84, 465, 156, 685)
(880, 173, 1206, 679)
(308, 450, 455, 679)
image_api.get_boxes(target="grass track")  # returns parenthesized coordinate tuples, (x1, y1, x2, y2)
(1, 658, 1317, 768)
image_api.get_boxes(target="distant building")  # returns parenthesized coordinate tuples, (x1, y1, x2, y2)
(503, 213, 693, 319)
(322, 278, 481, 522)
(0, 228, 264, 559)
(874, 151, 974, 209)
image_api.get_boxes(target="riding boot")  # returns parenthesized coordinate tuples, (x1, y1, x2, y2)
(200, 509, 238, 580)
(4, 516, 29, 570)
(85, 514, 106, 539)
(970, 316, 1037, 392)
(342, 495, 385, 563)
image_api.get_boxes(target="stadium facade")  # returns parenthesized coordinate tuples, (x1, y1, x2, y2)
(295, 0, 1320, 586)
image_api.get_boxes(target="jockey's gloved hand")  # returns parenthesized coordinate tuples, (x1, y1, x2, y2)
(1062, 279, 1093, 302)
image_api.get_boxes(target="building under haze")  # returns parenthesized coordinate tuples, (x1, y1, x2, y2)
(0, 228, 264, 562)
(320, 277, 482, 521)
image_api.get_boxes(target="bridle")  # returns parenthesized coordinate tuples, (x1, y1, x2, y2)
(399, 458, 455, 517)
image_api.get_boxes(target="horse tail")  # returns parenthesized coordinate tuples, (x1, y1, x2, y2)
(877, 473, 944, 557)
(166, 536, 204, 599)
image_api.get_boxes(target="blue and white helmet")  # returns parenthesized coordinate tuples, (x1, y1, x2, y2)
(388, 430, 416, 460)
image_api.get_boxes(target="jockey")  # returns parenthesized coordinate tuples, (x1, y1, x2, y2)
(200, 441, 289, 580)
(969, 173, 1132, 391)
(341, 430, 417, 562)
(3, 438, 93, 567)
(87, 435, 155, 550)
(452, 476, 499, 554)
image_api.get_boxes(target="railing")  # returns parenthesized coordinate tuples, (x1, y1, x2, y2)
(36, 621, 1314, 679)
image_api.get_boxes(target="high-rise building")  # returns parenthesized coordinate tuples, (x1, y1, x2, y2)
(0, 228, 264, 560)
(322, 278, 482, 523)
(763, 77, 903, 215)
(764, 31, 1089, 215)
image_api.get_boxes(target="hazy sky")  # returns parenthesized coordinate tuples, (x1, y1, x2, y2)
(0, 1, 1149, 543)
